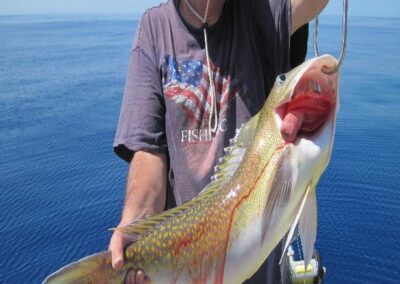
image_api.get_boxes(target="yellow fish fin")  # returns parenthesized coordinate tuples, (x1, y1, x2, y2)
(208, 113, 260, 188)
(279, 183, 315, 265)
(298, 185, 317, 267)
(114, 191, 214, 239)
(115, 178, 230, 239)
(261, 147, 293, 242)
(43, 251, 121, 283)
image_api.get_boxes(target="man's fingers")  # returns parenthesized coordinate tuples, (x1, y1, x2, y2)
(135, 270, 146, 284)
(125, 269, 136, 284)
(110, 232, 125, 270)
(111, 246, 124, 270)
(112, 254, 124, 270)
(123, 269, 149, 284)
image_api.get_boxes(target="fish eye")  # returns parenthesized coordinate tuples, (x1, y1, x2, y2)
(277, 74, 286, 85)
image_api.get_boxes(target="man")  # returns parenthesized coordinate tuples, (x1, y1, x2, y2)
(110, 0, 328, 283)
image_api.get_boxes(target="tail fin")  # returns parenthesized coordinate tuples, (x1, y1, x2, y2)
(43, 251, 124, 284)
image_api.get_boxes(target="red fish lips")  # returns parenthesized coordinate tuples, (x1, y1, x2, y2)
(279, 77, 336, 142)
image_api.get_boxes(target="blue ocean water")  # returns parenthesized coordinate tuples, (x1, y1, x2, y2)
(0, 14, 399, 283)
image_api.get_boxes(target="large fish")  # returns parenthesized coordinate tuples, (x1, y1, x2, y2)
(44, 54, 339, 284)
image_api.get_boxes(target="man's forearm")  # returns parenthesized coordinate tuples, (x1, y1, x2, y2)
(119, 151, 167, 226)
(291, 0, 329, 34)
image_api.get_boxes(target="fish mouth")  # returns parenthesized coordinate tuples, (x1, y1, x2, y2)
(276, 59, 339, 142)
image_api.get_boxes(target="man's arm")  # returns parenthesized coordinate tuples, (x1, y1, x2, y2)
(291, 0, 329, 34)
(109, 151, 167, 281)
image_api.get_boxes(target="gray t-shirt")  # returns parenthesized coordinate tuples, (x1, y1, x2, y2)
(114, 0, 290, 281)
(114, 0, 290, 202)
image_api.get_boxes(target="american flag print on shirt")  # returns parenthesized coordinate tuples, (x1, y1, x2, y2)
(162, 55, 248, 126)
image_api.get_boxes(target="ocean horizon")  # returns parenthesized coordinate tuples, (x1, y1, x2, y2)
(1, 13, 399, 283)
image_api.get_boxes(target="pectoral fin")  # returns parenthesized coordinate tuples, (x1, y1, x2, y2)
(298, 186, 318, 266)
(261, 147, 293, 242)
(279, 183, 314, 264)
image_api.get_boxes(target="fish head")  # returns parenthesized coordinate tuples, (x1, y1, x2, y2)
(272, 54, 340, 180)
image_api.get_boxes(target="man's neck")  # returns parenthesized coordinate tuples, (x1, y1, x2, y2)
(179, 0, 225, 29)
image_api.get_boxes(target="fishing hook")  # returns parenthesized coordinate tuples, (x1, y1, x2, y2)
(313, 0, 348, 74)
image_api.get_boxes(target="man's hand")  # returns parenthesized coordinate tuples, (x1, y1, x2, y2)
(109, 151, 167, 284)
(109, 228, 149, 284)
(109, 228, 131, 271)
(291, 0, 329, 34)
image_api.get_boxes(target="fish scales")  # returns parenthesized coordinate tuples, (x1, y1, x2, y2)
(44, 55, 340, 284)
(122, 105, 284, 282)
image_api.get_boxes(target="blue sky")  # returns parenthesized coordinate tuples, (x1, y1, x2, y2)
(0, 0, 399, 18)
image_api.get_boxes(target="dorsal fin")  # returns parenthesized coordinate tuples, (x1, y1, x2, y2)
(115, 114, 260, 240)
(209, 113, 260, 185)
(114, 188, 217, 240)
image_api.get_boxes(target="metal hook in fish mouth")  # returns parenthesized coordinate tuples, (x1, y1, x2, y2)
(313, 0, 348, 75)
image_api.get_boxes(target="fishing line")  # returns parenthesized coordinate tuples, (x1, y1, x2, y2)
(314, 0, 348, 74)
(184, 0, 218, 134)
